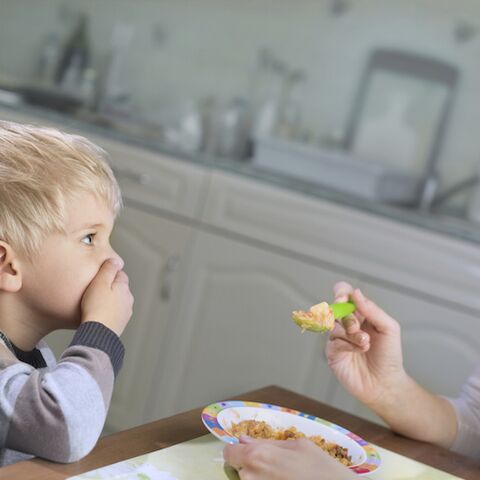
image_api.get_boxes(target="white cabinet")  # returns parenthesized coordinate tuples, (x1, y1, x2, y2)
(88, 135, 209, 220)
(153, 229, 357, 416)
(359, 281, 480, 398)
(202, 170, 480, 313)
(106, 204, 193, 432)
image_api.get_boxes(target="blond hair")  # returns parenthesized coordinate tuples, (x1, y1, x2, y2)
(0, 120, 122, 259)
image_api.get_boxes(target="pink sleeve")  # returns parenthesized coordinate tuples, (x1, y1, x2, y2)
(446, 365, 480, 459)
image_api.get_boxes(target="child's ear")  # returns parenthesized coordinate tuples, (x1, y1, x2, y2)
(0, 241, 22, 293)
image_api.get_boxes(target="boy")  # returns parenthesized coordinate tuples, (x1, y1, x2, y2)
(0, 121, 134, 466)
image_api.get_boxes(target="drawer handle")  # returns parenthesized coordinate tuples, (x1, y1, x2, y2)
(160, 255, 180, 301)
(112, 166, 151, 185)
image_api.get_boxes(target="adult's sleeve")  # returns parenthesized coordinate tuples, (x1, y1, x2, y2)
(445, 364, 480, 460)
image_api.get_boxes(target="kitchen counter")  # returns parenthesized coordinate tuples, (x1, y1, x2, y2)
(1, 100, 480, 246)
(2, 385, 478, 480)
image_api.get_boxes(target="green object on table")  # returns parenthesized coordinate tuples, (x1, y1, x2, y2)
(330, 301, 356, 318)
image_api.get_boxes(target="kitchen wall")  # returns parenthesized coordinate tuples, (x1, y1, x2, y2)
(0, 0, 479, 205)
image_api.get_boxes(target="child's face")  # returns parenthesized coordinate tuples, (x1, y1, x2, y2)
(18, 192, 123, 330)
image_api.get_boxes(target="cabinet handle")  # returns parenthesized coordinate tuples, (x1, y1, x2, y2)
(112, 166, 151, 185)
(160, 255, 180, 301)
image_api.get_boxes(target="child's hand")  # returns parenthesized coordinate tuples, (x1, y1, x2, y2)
(223, 436, 356, 480)
(81, 258, 134, 337)
(326, 282, 407, 408)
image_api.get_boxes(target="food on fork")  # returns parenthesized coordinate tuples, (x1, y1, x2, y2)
(229, 419, 353, 466)
(292, 301, 335, 333)
(292, 301, 356, 333)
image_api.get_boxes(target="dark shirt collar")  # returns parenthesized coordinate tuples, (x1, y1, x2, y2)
(11, 344, 47, 369)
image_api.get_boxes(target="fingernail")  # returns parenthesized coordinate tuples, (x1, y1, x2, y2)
(356, 289, 365, 301)
(343, 316, 356, 331)
(239, 435, 255, 444)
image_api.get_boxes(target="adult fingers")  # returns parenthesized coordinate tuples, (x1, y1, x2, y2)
(239, 435, 255, 444)
(223, 443, 247, 471)
(329, 336, 370, 354)
(341, 313, 362, 334)
(330, 321, 370, 348)
(329, 334, 370, 352)
(352, 289, 399, 335)
(224, 442, 280, 473)
(333, 281, 353, 303)
(239, 436, 311, 451)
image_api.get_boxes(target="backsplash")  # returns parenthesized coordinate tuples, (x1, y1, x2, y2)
(0, 0, 479, 207)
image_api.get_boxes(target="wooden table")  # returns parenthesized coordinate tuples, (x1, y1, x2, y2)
(2, 385, 479, 479)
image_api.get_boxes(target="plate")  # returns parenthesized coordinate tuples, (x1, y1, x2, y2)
(202, 400, 381, 475)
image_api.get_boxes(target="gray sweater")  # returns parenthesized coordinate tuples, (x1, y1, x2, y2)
(0, 321, 124, 467)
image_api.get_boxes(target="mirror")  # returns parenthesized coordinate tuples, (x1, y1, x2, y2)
(344, 49, 458, 208)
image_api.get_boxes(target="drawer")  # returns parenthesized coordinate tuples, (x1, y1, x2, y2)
(202, 170, 480, 313)
(90, 136, 209, 220)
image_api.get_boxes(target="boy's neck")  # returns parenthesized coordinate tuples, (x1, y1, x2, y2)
(0, 296, 48, 351)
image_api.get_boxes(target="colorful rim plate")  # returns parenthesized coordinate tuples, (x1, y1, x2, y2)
(202, 400, 381, 475)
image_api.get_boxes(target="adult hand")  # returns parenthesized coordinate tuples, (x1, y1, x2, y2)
(81, 258, 134, 337)
(326, 282, 407, 408)
(223, 436, 356, 480)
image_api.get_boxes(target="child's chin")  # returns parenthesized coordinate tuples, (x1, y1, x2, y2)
(59, 322, 81, 331)
(61, 313, 82, 329)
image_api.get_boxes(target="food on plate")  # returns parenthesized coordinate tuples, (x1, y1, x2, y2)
(229, 419, 352, 466)
(292, 301, 335, 333)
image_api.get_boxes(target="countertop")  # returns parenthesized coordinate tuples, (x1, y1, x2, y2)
(1, 100, 480, 246)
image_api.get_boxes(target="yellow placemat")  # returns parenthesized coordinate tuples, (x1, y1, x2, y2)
(68, 434, 463, 480)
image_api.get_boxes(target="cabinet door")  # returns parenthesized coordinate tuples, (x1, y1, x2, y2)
(105, 204, 193, 432)
(365, 281, 480, 396)
(328, 280, 480, 422)
(153, 230, 357, 415)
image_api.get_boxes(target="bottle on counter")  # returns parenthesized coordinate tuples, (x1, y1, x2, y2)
(55, 13, 91, 95)
(215, 97, 252, 160)
(35, 32, 62, 87)
(251, 53, 285, 139)
(79, 67, 98, 110)
(97, 23, 134, 116)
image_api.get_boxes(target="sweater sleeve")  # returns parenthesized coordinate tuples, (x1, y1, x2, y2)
(0, 322, 124, 463)
(445, 364, 480, 460)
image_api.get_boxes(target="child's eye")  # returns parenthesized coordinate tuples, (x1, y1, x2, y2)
(81, 233, 95, 245)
